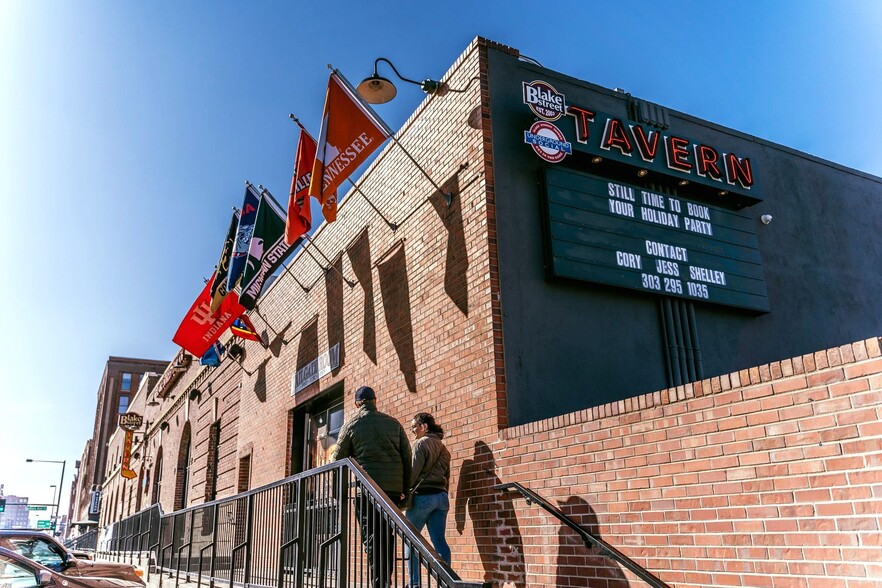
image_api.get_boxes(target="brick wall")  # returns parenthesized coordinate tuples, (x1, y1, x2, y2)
(458, 338, 882, 588)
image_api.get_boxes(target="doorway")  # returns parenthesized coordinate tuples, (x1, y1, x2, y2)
(289, 384, 345, 475)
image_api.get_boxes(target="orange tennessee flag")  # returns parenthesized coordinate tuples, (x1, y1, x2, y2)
(285, 127, 316, 245)
(309, 71, 391, 222)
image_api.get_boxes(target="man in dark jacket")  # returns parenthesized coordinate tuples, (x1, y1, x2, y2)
(332, 386, 411, 588)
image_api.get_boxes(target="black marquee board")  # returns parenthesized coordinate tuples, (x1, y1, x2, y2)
(541, 167, 770, 312)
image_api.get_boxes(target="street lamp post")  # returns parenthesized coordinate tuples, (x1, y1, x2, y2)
(26, 459, 66, 533)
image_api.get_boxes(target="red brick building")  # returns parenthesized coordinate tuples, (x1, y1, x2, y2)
(70, 357, 167, 528)
(101, 38, 882, 587)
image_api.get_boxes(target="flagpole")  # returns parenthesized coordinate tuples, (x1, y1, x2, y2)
(251, 308, 286, 345)
(290, 114, 398, 231)
(388, 135, 453, 207)
(279, 256, 312, 293)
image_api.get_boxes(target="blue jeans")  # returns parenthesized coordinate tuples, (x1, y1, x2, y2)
(406, 492, 451, 587)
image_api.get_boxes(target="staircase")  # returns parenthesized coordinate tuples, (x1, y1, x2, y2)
(97, 458, 487, 588)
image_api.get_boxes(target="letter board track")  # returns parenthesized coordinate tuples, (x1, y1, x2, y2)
(541, 167, 769, 312)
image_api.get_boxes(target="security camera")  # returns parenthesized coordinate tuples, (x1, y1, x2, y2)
(760, 214, 773, 225)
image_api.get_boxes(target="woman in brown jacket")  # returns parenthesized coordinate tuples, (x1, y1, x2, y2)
(406, 412, 451, 587)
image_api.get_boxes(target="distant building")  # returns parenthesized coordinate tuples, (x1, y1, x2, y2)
(0, 496, 31, 529)
(69, 357, 167, 525)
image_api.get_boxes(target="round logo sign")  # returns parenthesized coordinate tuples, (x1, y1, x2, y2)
(525, 121, 571, 163)
(522, 80, 567, 121)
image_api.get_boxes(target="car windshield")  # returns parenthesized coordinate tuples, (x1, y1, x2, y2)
(3, 538, 65, 570)
(0, 553, 39, 588)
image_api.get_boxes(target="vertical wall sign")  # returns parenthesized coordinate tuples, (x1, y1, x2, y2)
(119, 412, 144, 480)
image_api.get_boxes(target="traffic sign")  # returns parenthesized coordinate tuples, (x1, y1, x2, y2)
(28, 506, 48, 511)
(36, 520, 52, 529)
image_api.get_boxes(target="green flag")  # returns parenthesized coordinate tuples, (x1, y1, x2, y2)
(238, 188, 300, 310)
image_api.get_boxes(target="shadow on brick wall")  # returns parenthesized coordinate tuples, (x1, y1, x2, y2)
(377, 241, 417, 393)
(325, 255, 346, 376)
(430, 174, 468, 316)
(455, 441, 526, 587)
(556, 496, 627, 587)
(347, 227, 377, 364)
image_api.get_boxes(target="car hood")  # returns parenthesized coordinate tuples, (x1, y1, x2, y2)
(69, 559, 144, 585)
(59, 575, 145, 588)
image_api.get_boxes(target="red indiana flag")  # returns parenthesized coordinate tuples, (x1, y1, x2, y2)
(172, 273, 245, 357)
(285, 126, 316, 244)
(309, 71, 391, 222)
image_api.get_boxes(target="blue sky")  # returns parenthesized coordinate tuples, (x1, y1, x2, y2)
(1, 1, 880, 520)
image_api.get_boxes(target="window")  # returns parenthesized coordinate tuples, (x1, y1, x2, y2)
(117, 395, 130, 414)
(175, 424, 192, 510)
(121, 373, 132, 391)
(152, 451, 163, 505)
(5, 537, 65, 571)
(206, 421, 221, 502)
(237, 455, 251, 493)
(0, 553, 39, 588)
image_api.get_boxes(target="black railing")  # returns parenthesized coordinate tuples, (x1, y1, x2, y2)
(494, 482, 672, 588)
(100, 458, 487, 588)
(65, 529, 98, 551)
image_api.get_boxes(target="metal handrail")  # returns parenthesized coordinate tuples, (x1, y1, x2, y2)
(494, 482, 672, 588)
(101, 458, 488, 588)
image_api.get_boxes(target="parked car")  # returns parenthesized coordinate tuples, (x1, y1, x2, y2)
(0, 547, 145, 588)
(0, 532, 143, 585)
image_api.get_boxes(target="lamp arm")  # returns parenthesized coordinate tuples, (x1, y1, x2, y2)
(374, 57, 423, 87)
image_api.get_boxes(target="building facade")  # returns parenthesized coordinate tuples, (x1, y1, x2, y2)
(99, 38, 882, 587)
(0, 496, 31, 530)
(70, 357, 168, 526)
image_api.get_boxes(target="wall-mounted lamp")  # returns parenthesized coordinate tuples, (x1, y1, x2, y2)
(159, 422, 169, 431)
(637, 169, 648, 178)
(147, 397, 159, 407)
(678, 180, 689, 186)
(591, 157, 603, 164)
(188, 389, 202, 402)
(760, 214, 773, 225)
(357, 58, 447, 105)
(228, 344, 245, 362)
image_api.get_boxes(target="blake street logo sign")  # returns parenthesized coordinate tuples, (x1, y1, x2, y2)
(523, 80, 566, 120)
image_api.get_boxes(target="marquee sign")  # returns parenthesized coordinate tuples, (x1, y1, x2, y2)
(522, 79, 762, 206)
(541, 167, 769, 312)
(155, 348, 191, 398)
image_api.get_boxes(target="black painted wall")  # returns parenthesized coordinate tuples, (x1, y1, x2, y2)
(486, 46, 882, 426)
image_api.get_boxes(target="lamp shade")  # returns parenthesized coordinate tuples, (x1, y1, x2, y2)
(357, 74, 397, 104)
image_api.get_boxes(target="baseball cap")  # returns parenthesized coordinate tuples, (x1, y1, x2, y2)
(354, 386, 376, 401)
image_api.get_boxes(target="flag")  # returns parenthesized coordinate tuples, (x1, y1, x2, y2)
(209, 210, 240, 312)
(309, 71, 391, 222)
(238, 189, 301, 310)
(200, 341, 226, 367)
(285, 127, 316, 244)
(173, 272, 246, 357)
(231, 315, 263, 343)
(227, 184, 261, 292)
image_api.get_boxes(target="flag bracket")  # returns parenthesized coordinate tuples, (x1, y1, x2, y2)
(303, 234, 356, 288)
(253, 308, 287, 346)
